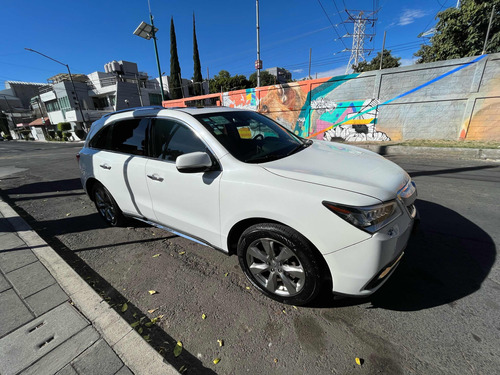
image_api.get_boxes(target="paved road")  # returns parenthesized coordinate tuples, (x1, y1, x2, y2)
(1, 140, 499, 375)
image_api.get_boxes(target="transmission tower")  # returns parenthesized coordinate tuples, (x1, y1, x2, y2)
(343, 10, 377, 73)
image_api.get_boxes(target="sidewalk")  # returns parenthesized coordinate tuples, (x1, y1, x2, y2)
(0, 199, 178, 375)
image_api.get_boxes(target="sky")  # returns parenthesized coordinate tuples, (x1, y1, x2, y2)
(0, 0, 457, 85)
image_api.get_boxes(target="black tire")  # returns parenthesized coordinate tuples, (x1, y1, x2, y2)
(237, 223, 323, 305)
(92, 182, 126, 227)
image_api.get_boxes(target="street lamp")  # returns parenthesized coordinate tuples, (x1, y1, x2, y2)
(134, 1, 166, 102)
(24, 48, 89, 132)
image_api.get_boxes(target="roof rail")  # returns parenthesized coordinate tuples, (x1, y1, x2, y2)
(103, 106, 166, 118)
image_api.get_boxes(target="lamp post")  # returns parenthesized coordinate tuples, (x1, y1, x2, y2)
(134, 0, 166, 102)
(24, 48, 89, 132)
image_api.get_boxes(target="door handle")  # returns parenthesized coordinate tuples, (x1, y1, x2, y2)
(100, 163, 111, 170)
(147, 173, 164, 182)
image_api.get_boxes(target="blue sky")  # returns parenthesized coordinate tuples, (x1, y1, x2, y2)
(0, 0, 455, 85)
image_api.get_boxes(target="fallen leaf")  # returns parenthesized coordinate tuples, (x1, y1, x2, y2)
(179, 251, 186, 255)
(274, 358, 278, 363)
(293, 306, 298, 310)
(179, 365, 187, 373)
(282, 309, 287, 314)
(202, 314, 207, 320)
(66, 213, 71, 217)
(150, 317, 159, 324)
(138, 327, 143, 334)
(355, 357, 363, 366)
(213, 358, 221, 365)
(130, 321, 140, 328)
(143, 334, 150, 341)
(224, 272, 229, 277)
(145, 321, 153, 328)
(217, 339, 224, 347)
(174, 341, 183, 357)
(121, 303, 128, 313)
(246, 287, 251, 290)
(148, 290, 157, 295)
(156, 314, 164, 319)
(152, 254, 161, 258)
(148, 308, 158, 314)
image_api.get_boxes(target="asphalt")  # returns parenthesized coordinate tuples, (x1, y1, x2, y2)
(0, 140, 498, 375)
(0, 199, 178, 375)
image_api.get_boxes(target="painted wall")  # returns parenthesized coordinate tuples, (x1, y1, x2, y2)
(163, 53, 500, 142)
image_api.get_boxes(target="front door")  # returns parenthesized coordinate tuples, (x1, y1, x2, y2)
(145, 118, 222, 248)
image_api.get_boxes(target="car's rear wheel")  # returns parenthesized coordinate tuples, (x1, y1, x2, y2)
(237, 223, 323, 305)
(92, 183, 125, 227)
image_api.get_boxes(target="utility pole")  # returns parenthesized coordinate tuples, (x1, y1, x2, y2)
(135, 74, 144, 106)
(379, 31, 387, 70)
(255, 0, 262, 87)
(25, 48, 89, 131)
(482, 5, 495, 55)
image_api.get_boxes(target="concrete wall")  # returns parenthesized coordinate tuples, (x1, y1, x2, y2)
(163, 53, 500, 142)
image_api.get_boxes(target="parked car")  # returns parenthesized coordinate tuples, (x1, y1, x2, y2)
(78, 106, 417, 305)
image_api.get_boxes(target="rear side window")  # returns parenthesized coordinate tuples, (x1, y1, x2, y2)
(109, 118, 149, 155)
(151, 118, 206, 161)
(89, 125, 111, 149)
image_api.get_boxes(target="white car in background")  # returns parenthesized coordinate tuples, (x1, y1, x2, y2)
(78, 106, 417, 305)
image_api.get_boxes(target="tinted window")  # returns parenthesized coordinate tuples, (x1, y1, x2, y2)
(151, 119, 206, 161)
(110, 118, 149, 155)
(89, 125, 111, 150)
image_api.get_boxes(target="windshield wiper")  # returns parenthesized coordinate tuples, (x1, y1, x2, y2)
(286, 139, 313, 156)
(245, 154, 284, 163)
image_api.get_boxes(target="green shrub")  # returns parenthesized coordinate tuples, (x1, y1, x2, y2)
(57, 122, 72, 132)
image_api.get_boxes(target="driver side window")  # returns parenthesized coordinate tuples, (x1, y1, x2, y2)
(151, 118, 206, 161)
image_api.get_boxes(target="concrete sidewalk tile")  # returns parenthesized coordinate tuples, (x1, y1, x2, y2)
(25, 284, 68, 316)
(0, 272, 10, 292)
(0, 302, 89, 375)
(6, 261, 56, 298)
(0, 289, 34, 338)
(71, 339, 124, 375)
(0, 217, 12, 234)
(0, 235, 38, 273)
(113, 330, 179, 375)
(114, 365, 134, 375)
(55, 364, 78, 375)
(20, 325, 99, 375)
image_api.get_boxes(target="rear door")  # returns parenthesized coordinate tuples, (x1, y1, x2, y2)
(91, 118, 155, 219)
(145, 117, 222, 247)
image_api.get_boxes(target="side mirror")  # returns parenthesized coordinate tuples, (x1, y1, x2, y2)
(176, 152, 214, 173)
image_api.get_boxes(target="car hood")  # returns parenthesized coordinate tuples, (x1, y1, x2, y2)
(263, 140, 409, 201)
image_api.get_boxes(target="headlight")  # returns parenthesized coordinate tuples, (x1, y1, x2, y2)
(322, 200, 402, 233)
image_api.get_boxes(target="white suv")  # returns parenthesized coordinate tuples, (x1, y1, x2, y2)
(78, 106, 417, 305)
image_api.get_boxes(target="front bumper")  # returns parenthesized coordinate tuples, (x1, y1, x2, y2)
(323, 208, 415, 296)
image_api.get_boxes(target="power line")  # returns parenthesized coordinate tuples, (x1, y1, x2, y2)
(317, 0, 348, 49)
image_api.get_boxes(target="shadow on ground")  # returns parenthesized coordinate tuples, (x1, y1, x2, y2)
(0, 195, 215, 375)
(312, 199, 496, 311)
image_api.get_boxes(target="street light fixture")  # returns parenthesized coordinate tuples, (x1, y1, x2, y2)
(24, 48, 89, 132)
(134, 1, 166, 102)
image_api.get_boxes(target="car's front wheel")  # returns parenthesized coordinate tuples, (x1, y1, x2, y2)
(92, 183, 125, 227)
(237, 223, 323, 305)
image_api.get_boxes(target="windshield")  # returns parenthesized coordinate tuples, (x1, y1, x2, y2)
(193, 111, 308, 163)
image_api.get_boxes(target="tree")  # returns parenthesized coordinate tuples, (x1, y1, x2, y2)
(249, 70, 276, 87)
(169, 17, 183, 99)
(352, 49, 402, 72)
(192, 13, 203, 96)
(414, 0, 500, 63)
(208, 70, 251, 93)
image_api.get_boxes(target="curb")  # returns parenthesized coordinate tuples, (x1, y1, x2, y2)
(353, 144, 500, 161)
(0, 199, 178, 375)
